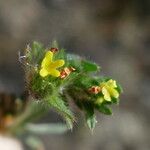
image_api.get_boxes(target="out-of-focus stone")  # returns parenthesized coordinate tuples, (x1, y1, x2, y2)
(0, 136, 23, 150)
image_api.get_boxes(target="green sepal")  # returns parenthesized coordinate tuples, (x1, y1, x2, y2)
(111, 97, 119, 104)
(116, 83, 123, 93)
(54, 48, 66, 60)
(95, 104, 112, 115)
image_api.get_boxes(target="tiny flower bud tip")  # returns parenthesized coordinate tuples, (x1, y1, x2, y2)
(69, 67, 76, 72)
(88, 86, 101, 94)
(50, 47, 59, 53)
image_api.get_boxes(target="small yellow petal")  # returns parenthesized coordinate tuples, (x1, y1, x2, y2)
(41, 58, 47, 68)
(108, 87, 119, 99)
(49, 60, 65, 69)
(41, 51, 53, 67)
(107, 79, 117, 88)
(45, 51, 53, 61)
(49, 69, 60, 77)
(40, 68, 49, 77)
(102, 87, 111, 101)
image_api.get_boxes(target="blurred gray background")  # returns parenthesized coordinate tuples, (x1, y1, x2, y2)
(0, 0, 150, 150)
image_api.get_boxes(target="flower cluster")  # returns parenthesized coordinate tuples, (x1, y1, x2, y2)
(22, 41, 122, 131)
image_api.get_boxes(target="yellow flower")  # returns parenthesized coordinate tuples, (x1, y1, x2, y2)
(100, 79, 119, 101)
(40, 51, 65, 77)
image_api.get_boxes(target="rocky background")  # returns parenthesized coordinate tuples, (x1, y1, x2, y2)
(0, 0, 150, 150)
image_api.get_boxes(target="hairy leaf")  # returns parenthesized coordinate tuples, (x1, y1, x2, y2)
(81, 60, 100, 72)
(85, 107, 97, 131)
(47, 95, 74, 129)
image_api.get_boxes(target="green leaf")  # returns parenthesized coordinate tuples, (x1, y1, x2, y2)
(47, 95, 74, 129)
(81, 60, 100, 72)
(84, 103, 97, 131)
(66, 54, 82, 71)
(95, 104, 112, 115)
(65, 117, 73, 130)
(86, 114, 97, 131)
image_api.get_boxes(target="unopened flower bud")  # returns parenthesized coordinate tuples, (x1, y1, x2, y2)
(69, 67, 76, 72)
(88, 86, 101, 94)
(60, 67, 71, 79)
(50, 47, 58, 53)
